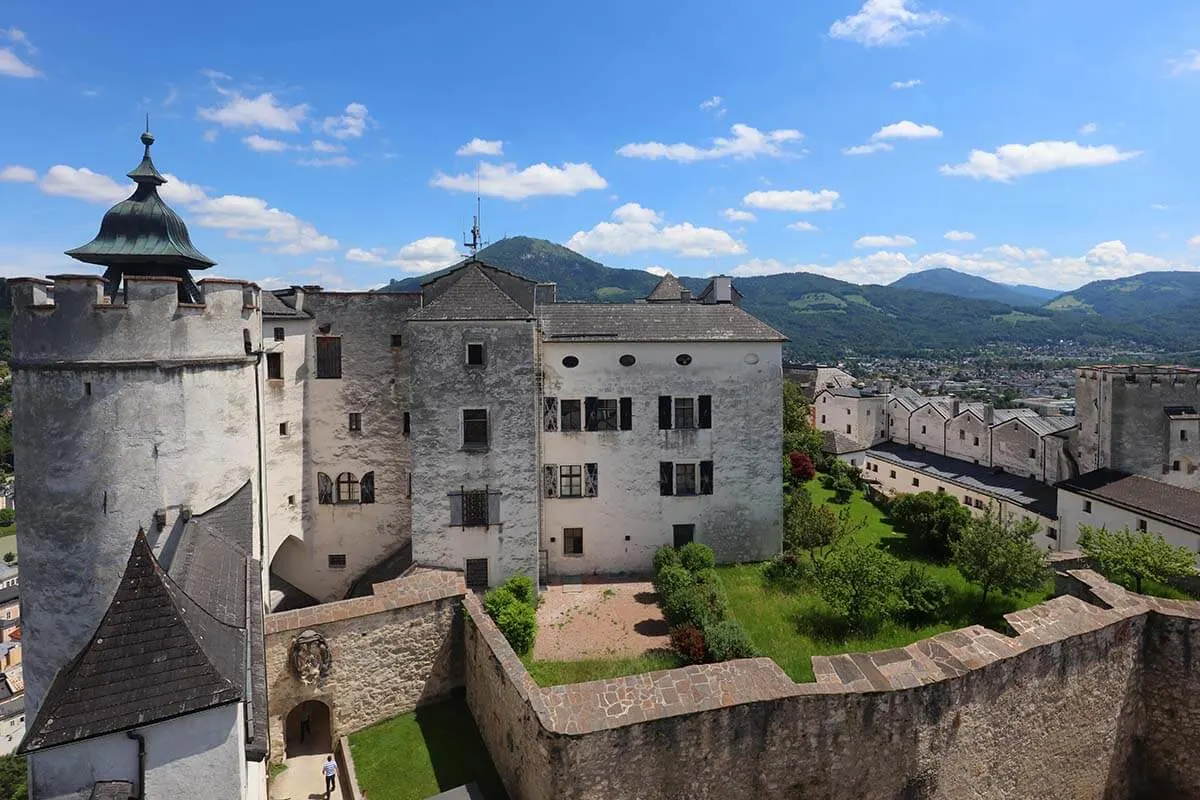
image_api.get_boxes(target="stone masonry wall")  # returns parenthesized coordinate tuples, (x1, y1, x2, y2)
(264, 568, 466, 762)
(463, 570, 1200, 800)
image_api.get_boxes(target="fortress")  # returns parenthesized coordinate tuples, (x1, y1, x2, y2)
(7, 134, 1200, 799)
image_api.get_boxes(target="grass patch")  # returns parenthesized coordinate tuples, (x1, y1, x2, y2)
(349, 695, 508, 800)
(720, 479, 1054, 683)
(0, 533, 15, 562)
(522, 650, 684, 687)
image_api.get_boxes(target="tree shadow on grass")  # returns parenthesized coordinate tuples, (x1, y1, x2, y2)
(633, 591, 659, 605)
(790, 604, 886, 644)
(935, 584, 1031, 633)
(415, 692, 509, 800)
(877, 534, 950, 566)
(634, 618, 669, 636)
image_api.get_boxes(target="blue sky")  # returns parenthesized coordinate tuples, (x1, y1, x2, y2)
(2, 0, 1199, 291)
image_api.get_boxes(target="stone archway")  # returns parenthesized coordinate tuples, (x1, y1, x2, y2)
(284, 699, 332, 758)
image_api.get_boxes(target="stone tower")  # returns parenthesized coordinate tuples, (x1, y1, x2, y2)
(10, 131, 265, 720)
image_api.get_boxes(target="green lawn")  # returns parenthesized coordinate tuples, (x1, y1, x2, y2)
(719, 479, 1055, 683)
(522, 650, 684, 687)
(0, 533, 15, 564)
(348, 696, 508, 800)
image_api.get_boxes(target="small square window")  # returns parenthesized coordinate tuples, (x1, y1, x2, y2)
(465, 558, 489, 589)
(1029, 448, 1037, 459)
(273, 327, 285, 342)
(845, 424, 852, 435)
(563, 527, 584, 556)
(279, 422, 288, 436)
(288, 495, 296, 506)
(266, 352, 283, 381)
(1047, 527, 1058, 540)
(890, 470, 896, 479)
(820, 415, 826, 424)
(911, 477, 920, 487)
(328, 554, 347, 570)
(973, 436, 979, 446)
(1173, 460, 1181, 471)
(1137, 519, 1147, 532)
(1182, 430, 1189, 442)
(391, 334, 403, 348)
(466, 342, 485, 366)
(349, 412, 362, 432)
(921, 425, 927, 435)
(1083, 500, 1092, 513)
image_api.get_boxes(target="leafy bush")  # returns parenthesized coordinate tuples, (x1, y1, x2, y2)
(889, 491, 971, 559)
(704, 619, 757, 661)
(1079, 524, 1199, 594)
(663, 584, 717, 630)
(762, 553, 812, 591)
(0, 509, 13, 527)
(669, 625, 707, 665)
(483, 587, 518, 619)
(652, 545, 681, 574)
(494, 600, 537, 656)
(503, 575, 536, 608)
(951, 511, 1049, 609)
(897, 564, 948, 624)
(788, 451, 816, 483)
(679, 542, 715, 573)
(653, 564, 692, 602)
(817, 543, 900, 632)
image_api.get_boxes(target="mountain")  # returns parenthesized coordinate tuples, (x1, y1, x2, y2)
(378, 237, 1195, 360)
(890, 268, 1055, 307)
(1010, 284, 1061, 303)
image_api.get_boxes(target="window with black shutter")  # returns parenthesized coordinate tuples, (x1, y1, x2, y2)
(266, 352, 283, 380)
(560, 465, 583, 497)
(699, 461, 713, 495)
(544, 397, 559, 432)
(337, 472, 359, 503)
(675, 463, 697, 495)
(317, 472, 333, 504)
(273, 327, 285, 342)
(659, 461, 673, 496)
(698, 395, 712, 429)
(583, 397, 598, 431)
(658, 396, 673, 430)
(619, 397, 632, 430)
(594, 399, 618, 431)
(360, 472, 375, 504)
(561, 400, 581, 432)
(316, 336, 342, 379)
(674, 397, 695, 429)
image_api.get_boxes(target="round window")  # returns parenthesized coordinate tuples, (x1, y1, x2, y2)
(744, 353, 760, 365)
(562, 355, 579, 368)
(619, 354, 636, 367)
(676, 354, 692, 366)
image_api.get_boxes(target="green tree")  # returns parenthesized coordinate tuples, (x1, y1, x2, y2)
(1078, 525, 1198, 594)
(0, 754, 24, 800)
(951, 510, 1049, 609)
(889, 491, 972, 559)
(782, 381, 823, 461)
(817, 543, 900, 631)
(784, 490, 862, 566)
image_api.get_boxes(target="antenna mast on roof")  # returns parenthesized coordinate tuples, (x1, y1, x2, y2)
(463, 162, 489, 256)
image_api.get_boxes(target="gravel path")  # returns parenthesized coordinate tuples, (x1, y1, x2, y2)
(534, 580, 670, 661)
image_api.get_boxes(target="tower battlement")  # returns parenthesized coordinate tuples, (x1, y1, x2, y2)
(10, 274, 262, 365)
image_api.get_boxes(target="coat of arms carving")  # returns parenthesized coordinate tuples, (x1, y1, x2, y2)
(289, 630, 332, 686)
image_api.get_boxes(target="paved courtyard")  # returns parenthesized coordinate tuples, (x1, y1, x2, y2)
(534, 579, 669, 661)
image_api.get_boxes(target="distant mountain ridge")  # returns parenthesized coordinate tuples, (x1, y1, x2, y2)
(889, 268, 1060, 307)
(378, 237, 1200, 360)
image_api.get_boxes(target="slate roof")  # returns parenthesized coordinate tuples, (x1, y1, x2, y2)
(1017, 415, 1079, 437)
(645, 273, 687, 302)
(411, 262, 535, 322)
(822, 430, 866, 455)
(888, 387, 925, 410)
(262, 291, 310, 319)
(1165, 405, 1200, 420)
(868, 441, 1058, 518)
(89, 782, 134, 800)
(21, 530, 242, 753)
(539, 303, 786, 342)
(1058, 470, 1200, 533)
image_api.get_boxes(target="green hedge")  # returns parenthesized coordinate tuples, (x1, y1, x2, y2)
(652, 543, 754, 665)
(483, 575, 539, 656)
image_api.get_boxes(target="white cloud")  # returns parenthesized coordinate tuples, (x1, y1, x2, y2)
(345, 247, 385, 263)
(940, 140, 1141, 182)
(943, 230, 975, 241)
(199, 91, 309, 131)
(243, 134, 293, 152)
(1079, 122, 1098, 136)
(699, 96, 726, 117)
(645, 266, 670, 277)
(1151, 203, 1170, 211)
(200, 68, 232, 81)
(162, 87, 180, 109)
(742, 188, 840, 213)
(0, 48, 39, 78)
(2, 28, 36, 54)
(722, 208, 756, 222)
(387, 237, 461, 273)
(843, 142, 893, 156)
(829, 0, 948, 47)
(0, 165, 36, 183)
(1168, 50, 1200, 76)
(617, 124, 803, 162)
(991, 244, 1049, 261)
(298, 156, 355, 168)
(321, 102, 370, 139)
(567, 203, 745, 258)
(1189, 236, 1200, 247)
(456, 138, 504, 157)
(788, 221, 819, 232)
(1084, 240, 1168, 271)
(310, 140, 345, 153)
(856, 234, 916, 248)
(891, 78, 921, 89)
(158, 173, 211, 206)
(432, 161, 607, 200)
(872, 120, 943, 140)
(39, 166, 128, 204)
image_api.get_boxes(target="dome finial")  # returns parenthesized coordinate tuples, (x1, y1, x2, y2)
(141, 114, 155, 153)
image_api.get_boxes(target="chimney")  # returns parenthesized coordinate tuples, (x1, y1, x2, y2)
(679, 289, 692, 303)
(877, 378, 893, 395)
(951, 399, 961, 417)
(712, 276, 733, 304)
(983, 404, 995, 425)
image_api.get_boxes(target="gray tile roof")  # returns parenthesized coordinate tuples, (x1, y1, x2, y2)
(1058, 470, 1200, 533)
(263, 291, 310, 319)
(1017, 415, 1079, 437)
(645, 273, 686, 302)
(822, 430, 866, 455)
(411, 263, 534, 321)
(539, 302, 786, 343)
(89, 782, 135, 800)
(888, 387, 925, 410)
(867, 441, 1058, 518)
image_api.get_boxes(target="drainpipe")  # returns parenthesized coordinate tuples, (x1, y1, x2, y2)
(127, 730, 146, 800)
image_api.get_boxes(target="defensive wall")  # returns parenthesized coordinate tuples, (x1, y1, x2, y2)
(265, 565, 1200, 799)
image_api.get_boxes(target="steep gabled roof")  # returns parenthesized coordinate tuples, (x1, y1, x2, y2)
(411, 262, 535, 321)
(262, 291, 311, 319)
(645, 273, 687, 302)
(21, 530, 242, 754)
(538, 303, 786, 342)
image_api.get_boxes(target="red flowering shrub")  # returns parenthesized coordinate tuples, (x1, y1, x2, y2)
(669, 624, 707, 664)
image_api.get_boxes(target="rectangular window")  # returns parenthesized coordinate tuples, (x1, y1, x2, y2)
(974, 499, 984, 509)
(464, 558, 489, 589)
(821, 415, 826, 424)
(619, 397, 633, 431)
(959, 430, 965, 440)
(911, 477, 920, 487)
(403, 412, 410, 436)
(266, 352, 283, 380)
(560, 465, 583, 498)
(673, 524, 695, 548)
(273, 326, 285, 342)
(463, 409, 488, 449)
(391, 334, 402, 348)
(973, 436, 980, 446)
(328, 554, 347, 570)
(1137, 519, 1147, 532)
(587, 398, 619, 431)
(1029, 448, 1037, 459)
(288, 494, 296, 506)
(658, 396, 673, 430)
(561, 400, 581, 432)
(699, 461, 713, 495)
(675, 463, 697, 496)
(544, 397, 559, 432)
(963, 496, 972, 505)
(1173, 460, 1182, 471)
(1083, 500, 1092, 513)
(659, 461, 674, 496)
(698, 395, 712, 429)
(1182, 430, 1189, 442)
(846, 425, 852, 435)
(921, 425, 927, 435)
(348, 412, 362, 432)
(563, 528, 584, 556)
(465, 342, 485, 367)
(674, 397, 696, 429)
(279, 422, 288, 436)
(890, 470, 896, 479)
(1047, 527, 1058, 540)
(463, 490, 490, 526)
(316, 336, 342, 379)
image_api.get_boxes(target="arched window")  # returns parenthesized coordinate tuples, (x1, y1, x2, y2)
(360, 472, 375, 504)
(336, 472, 359, 503)
(317, 472, 333, 505)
